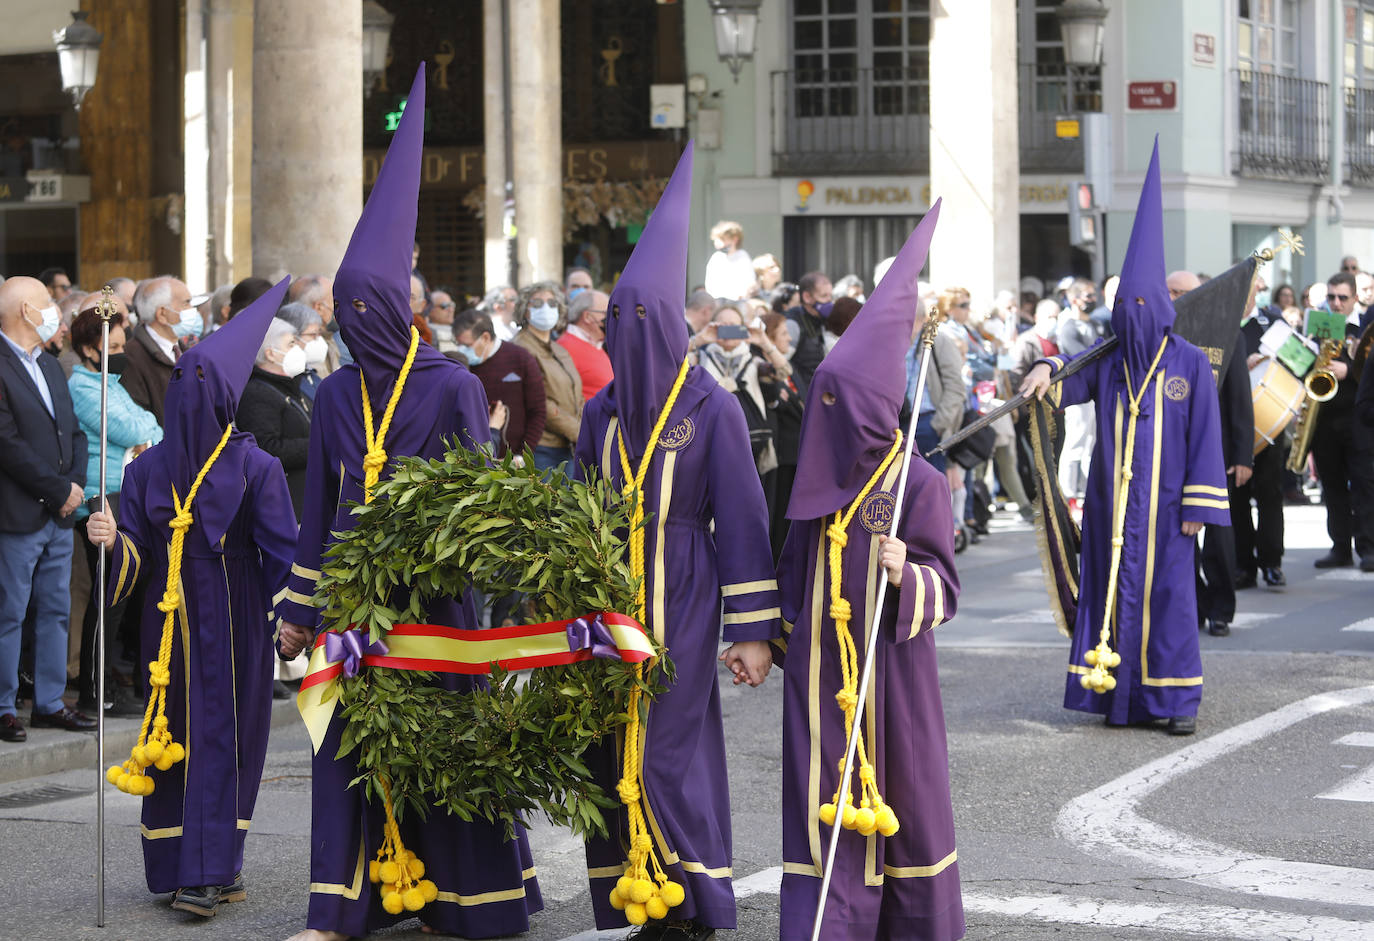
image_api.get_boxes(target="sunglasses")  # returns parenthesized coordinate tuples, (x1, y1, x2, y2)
(1329, 293, 1352, 302)
(954, 301, 971, 309)
(436, 301, 455, 309)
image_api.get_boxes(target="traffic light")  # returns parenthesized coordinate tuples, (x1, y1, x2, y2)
(1068, 181, 1096, 249)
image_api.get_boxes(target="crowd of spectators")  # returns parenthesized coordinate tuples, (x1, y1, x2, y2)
(3, 235, 1372, 739)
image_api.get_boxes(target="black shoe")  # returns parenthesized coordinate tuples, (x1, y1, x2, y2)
(1207, 620, 1230, 637)
(1261, 566, 1286, 587)
(659, 922, 716, 941)
(1314, 552, 1354, 569)
(0, 714, 25, 743)
(107, 689, 146, 717)
(1234, 570, 1257, 590)
(272, 680, 291, 700)
(29, 705, 97, 731)
(220, 873, 245, 903)
(1166, 716, 1197, 736)
(1362, 559, 1374, 573)
(626, 925, 668, 941)
(16, 669, 34, 704)
(171, 884, 224, 917)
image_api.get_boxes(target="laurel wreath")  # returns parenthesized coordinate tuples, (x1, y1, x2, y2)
(314, 445, 670, 840)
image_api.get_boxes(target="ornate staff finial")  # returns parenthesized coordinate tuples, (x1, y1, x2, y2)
(97, 285, 116, 323)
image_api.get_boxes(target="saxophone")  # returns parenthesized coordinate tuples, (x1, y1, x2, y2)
(1286, 337, 1342, 472)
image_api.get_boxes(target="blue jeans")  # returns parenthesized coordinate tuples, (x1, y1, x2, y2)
(0, 520, 75, 716)
(532, 445, 572, 475)
(916, 412, 946, 474)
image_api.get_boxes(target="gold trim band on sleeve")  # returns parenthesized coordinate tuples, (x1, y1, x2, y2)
(1182, 484, 1228, 497)
(722, 606, 782, 625)
(291, 563, 322, 581)
(1181, 496, 1229, 510)
(883, 849, 958, 878)
(721, 579, 779, 597)
(284, 588, 317, 607)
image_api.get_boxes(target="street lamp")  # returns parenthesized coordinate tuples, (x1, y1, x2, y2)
(1056, 0, 1108, 68)
(362, 1, 395, 98)
(708, 0, 762, 84)
(52, 11, 103, 111)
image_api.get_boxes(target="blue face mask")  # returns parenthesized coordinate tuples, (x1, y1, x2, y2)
(1254, 289, 1272, 310)
(172, 305, 202, 339)
(528, 303, 559, 331)
(567, 286, 585, 301)
(455, 343, 480, 366)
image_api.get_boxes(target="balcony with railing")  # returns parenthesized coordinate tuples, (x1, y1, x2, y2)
(1232, 69, 1329, 182)
(1347, 85, 1374, 186)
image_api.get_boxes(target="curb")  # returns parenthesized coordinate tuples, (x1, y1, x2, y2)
(0, 696, 302, 786)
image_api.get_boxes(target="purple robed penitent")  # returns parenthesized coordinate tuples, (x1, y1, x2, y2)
(571, 143, 780, 931)
(1038, 140, 1229, 724)
(108, 278, 297, 894)
(273, 65, 541, 937)
(777, 205, 966, 940)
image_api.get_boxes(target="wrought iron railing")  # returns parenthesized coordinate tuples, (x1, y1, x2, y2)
(1232, 69, 1329, 182)
(770, 62, 1101, 176)
(1346, 85, 1374, 186)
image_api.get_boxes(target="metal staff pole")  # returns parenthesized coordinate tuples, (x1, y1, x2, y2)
(95, 285, 115, 927)
(809, 307, 944, 941)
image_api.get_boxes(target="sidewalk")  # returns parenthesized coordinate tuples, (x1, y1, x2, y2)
(0, 696, 302, 786)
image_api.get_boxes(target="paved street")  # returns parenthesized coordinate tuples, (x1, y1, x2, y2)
(2, 505, 1372, 941)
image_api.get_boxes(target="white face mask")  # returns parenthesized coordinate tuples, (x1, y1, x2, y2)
(28, 303, 61, 343)
(528, 303, 559, 331)
(304, 336, 329, 365)
(172, 305, 202, 338)
(279, 344, 307, 378)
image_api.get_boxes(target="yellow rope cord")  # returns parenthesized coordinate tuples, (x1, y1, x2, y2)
(1081, 336, 1171, 694)
(606, 356, 692, 926)
(816, 433, 904, 840)
(107, 423, 234, 795)
(353, 326, 434, 913)
(360, 326, 421, 503)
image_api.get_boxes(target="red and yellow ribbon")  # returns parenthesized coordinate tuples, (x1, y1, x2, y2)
(297, 612, 655, 753)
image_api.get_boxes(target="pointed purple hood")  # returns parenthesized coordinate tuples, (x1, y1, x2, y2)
(787, 200, 942, 520)
(144, 276, 291, 548)
(604, 142, 694, 450)
(333, 64, 449, 399)
(1112, 137, 1177, 378)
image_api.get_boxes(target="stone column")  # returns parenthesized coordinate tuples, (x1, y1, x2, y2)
(509, 0, 563, 285)
(207, 0, 254, 287)
(482, 0, 511, 291)
(251, 0, 361, 278)
(928, 0, 1019, 304)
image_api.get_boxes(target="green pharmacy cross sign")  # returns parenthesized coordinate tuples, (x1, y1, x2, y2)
(384, 98, 432, 133)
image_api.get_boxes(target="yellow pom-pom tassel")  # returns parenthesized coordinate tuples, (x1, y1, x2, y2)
(106, 765, 122, 785)
(609, 889, 627, 911)
(144, 740, 164, 762)
(629, 879, 655, 904)
(369, 860, 381, 884)
(1084, 649, 1098, 666)
(624, 902, 648, 925)
(402, 888, 425, 912)
(1102, 674, 1117, 691)
(131, 745, 148, 767)
(616, 875, 635, 900)
(646, 897, 669, 920)
(378, 861, 400, 885)
(875, 806, 900, 836)
(408, 858, 425, 880)
(854, 807, 877, 835)
(167, 742, 185, 763)
(840, 803, 858, 829)
(419, 880, 438, 903)
(1108, 652, 1121, 668)
(1079, 674, 1092, 690)
(154, 753, 174, 772)
(116, 773, 130, 792)
(381, 891, 405, 915)
(660, 881, 685, 908)
(818, 802, 837, 826)
(140, 775, 155, 796)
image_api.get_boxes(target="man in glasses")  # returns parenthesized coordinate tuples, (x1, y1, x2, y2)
(1341, 255, 1361, 276)
(426, 288, 458, 354)
(1310, 270, 1374, 571)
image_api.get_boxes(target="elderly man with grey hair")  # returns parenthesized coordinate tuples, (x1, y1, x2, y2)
(236, 316, 312, 520)
(121, 275, 198, 425)
(480, 283, 519, 341)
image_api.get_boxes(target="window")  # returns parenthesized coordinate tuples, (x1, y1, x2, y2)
(1344, 1, 1374, 88)
(1016, 0, 1101, 114)
(1237, 0, 1299, 75)
(789, 0, 928, 118)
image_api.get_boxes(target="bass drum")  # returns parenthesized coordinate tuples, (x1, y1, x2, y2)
(1250, 358, 1305, 455)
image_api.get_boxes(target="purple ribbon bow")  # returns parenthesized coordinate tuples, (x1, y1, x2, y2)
(324, 629, 389, 678)
(566, 614, 621, 661)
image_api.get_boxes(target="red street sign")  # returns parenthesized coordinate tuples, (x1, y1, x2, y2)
(1128, 81, 1178, 111)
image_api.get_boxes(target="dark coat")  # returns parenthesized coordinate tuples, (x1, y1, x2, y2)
(0, 336, 87, 532)
(1217, 334, 1254, 471)
(120, 323, 176, 426)
(236, 366, 312, 519)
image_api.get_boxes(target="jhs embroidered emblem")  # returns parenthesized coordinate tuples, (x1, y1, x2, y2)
(1165, 376, 1190, 401)
(658, 417, 695, 451)
(859, 491, 896, 535)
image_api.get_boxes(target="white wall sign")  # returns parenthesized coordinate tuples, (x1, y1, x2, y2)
(779, 175, 1075, 216)
(1193, 33, 1217, 67)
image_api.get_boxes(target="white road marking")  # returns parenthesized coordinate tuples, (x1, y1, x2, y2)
(1317, 569, 1374, 582)
(992, 608, 1059, 625)
(1317, 732, 1374, 803)
(962, 891, 1374, 940)
(1343, 618, 1374, 632)
(1013, 567, 1044, 580)
(1056, 684, 1374, 907)
(1227, 612, 1279, 629)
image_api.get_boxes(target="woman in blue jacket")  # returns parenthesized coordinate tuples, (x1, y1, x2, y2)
(68, 301, 162, 715)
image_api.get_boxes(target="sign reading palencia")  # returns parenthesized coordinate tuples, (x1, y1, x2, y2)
(780, 176, 1074, 216)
